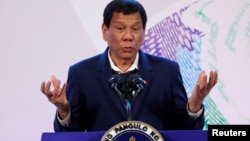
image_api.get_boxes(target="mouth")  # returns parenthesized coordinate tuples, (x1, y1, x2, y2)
(122, 47, 133, 52)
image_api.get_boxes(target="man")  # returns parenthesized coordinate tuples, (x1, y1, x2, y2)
(41, 0, 218, 131)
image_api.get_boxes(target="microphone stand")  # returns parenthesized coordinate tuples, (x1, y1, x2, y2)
(124, 98, 132, 121)
(112, 87, 132, 120)
(125, 89, 142, 120)
(126, 85, 144, 120)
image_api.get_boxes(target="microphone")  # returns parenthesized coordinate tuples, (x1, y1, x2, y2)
(127, 74, 145, 97)
(109, 74, 131, 120)
(108, 74, 123, 97)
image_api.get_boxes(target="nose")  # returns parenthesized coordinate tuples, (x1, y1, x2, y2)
(123, 29, 134, 41)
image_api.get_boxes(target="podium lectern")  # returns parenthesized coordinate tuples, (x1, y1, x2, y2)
(41, 130, 208, 141)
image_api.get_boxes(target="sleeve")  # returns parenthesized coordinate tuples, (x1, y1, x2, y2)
(56, 109, 71, 127)
(171, 62, 205, 129)
(53, 65, 87, 132)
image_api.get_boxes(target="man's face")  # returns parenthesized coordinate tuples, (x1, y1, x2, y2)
(102, 12, 145, 61)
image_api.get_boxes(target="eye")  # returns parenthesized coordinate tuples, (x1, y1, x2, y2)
(117, 27, 124, 31)
(133, 26, 142, 31)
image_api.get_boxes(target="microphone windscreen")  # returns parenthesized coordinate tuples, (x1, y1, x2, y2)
(108, 74, 122, 87)
(127, 74, 145, 89)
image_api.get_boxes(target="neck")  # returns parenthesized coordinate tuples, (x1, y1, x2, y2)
(114, 59, 134, 72)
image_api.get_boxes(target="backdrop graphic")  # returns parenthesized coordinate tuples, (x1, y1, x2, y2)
(0, 0, 249, 141)
(143, 0, 250, 128)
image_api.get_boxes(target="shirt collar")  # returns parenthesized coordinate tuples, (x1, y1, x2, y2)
(108, 49, 139, 73)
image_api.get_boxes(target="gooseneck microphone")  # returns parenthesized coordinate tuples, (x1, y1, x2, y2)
(109, 73, 131, 120)
(108, 74, 123, 98)
(127, 73, 145, 98)
(108, 72, 145, 121)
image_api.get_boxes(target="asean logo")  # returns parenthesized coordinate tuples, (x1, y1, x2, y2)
(101, 120, 165, 141)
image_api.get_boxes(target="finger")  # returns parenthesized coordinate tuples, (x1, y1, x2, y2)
(211, 71, 218, 85)
(40, 81, 45, 93)
(44, 81, 52, 97)
(207, 71, 218, 91)
(196, 71, 209, 99)
(51, 75, 59, 88)
(197, 71, 205, 83)
(190, 83, 205, 104)
(58, 83, 67, 97)
(51, 75, 58, 84)
(213, 71, 218, 85)
(54, 80, 61, 96)
(199, 71, 207, 90)
(51, 75, 61, 96)
(192, 83, 200, 97)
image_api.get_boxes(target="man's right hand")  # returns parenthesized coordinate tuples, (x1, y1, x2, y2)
(40, 75, 70, 119)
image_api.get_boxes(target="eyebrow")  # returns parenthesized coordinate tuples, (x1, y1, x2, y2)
(113, 20, 142, 26)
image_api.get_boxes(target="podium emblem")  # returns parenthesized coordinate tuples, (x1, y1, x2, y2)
(101, 120, 164, 141)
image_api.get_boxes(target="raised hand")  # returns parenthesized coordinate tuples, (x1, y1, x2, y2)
(188, 70, 218, 113)
(40, 75, 70, 119)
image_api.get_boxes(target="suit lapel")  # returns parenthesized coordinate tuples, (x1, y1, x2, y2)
(97, 48, 128, 119)
(96, 49, 154, 120)
(132, 51, 153, 119)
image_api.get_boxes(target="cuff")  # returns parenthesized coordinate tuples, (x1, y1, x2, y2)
(187, 104, 203, 119)
(56, 109, 71, 127)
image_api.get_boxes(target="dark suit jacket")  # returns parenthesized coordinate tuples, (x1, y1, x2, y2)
(54, 48, 204, 131)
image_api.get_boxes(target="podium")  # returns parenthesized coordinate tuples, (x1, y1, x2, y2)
(41, 130, 208, 141)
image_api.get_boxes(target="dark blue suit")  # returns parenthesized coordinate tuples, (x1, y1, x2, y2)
(54, 48, 204, 131)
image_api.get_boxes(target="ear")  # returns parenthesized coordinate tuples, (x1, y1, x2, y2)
(102, 24, 108, 41)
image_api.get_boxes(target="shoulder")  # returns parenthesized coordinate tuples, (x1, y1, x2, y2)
(70, 48, 109, 70)
(69, 53, 103, 72)
(142, 52, 179, 69)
